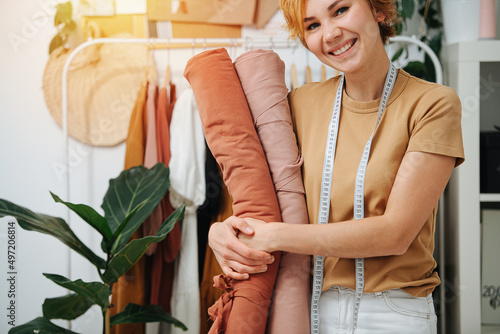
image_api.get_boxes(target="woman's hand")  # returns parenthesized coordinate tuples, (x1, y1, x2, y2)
(237, 218, 277, 253)
(208, 216, 274, 280)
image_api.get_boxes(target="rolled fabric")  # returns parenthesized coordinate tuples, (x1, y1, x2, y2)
(184, 48, 282, 334)
(234, 49, 311, 334)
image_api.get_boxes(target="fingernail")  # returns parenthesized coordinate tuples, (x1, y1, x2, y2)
(268, 256, 274, 264)
(260, 265, 267, 272)
(245, 227, 253, 233)
(243, 274, 249, 279)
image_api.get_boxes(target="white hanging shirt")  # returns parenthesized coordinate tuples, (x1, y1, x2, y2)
(168, 86, 206, 334)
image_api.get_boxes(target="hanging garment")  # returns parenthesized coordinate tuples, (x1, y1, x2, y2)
(169, 87, 206, 334)
(234, 49, 311, 334)
(196, 145, 222, 283)
(149, 82, 180, 313)
(110, 76, 148, 334)
(199, 181, 232, 334)
(143, 81, 164, 256)
(184, 47, 282, 334)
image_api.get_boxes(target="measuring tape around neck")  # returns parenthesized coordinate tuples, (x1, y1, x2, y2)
(310, 63, 398, 334)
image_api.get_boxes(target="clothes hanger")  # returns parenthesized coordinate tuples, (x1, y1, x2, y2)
(231, 38, 238, 60)
(163, 39, 171, 89)
(147, 39, 157, 85)
(305, 50, 312, 84)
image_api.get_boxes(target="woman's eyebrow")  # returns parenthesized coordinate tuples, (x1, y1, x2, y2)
(303, 0, 343, 22)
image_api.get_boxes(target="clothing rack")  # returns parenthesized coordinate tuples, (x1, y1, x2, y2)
(60, 35, 445, 331)
(61, 35, 442, 188)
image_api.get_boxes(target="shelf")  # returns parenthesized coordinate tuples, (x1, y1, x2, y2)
(480, 194, 500, 202)
(482, 324, 500, 334)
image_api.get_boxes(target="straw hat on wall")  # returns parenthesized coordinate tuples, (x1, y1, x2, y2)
(42, 22, 150, 146)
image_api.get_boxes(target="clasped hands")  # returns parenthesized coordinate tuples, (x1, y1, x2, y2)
(208, 216, 276, 280)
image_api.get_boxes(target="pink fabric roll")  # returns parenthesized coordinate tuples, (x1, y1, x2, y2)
(234, 49, 311, 334)
(184, 48, 282, 334)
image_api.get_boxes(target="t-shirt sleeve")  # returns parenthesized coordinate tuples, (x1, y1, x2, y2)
(407, 85, 465, 167)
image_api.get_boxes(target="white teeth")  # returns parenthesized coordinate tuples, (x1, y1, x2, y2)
(333, 41, 353, 55)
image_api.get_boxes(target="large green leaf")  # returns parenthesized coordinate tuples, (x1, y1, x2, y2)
(8, 316, 79, 334)
(101, 163, 169, 252)
(102, 205, 184, 285)
(391, 47, 404, 62)
(110, 303, 187, 330)
(43, 293, 95, 320)
(400, 0, 415, 19)
(0, 199, 106, 270)
(43, 273, 111, 310)
(105, 201, 146, 254)
(50, 192, 113, 242)
(403, 61, 425, 79)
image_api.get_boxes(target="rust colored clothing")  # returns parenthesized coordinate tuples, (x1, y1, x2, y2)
(184, 48, 282, 334)
(150, 82, 180, 312)
(110, 78, 148, 334)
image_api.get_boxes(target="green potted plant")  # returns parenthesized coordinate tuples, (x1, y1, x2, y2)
(394, 0, 444, 82)
(0, 163, 187, 333)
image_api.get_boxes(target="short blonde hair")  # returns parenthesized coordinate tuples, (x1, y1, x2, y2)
(280, 0, 399, 47)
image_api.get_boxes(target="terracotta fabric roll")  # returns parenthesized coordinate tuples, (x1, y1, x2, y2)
(234, 49, 311, 334)
(184, 48, 282, 334)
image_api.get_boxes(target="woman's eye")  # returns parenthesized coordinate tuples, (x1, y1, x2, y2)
(335, 7, 348, 16)
(306, 22, 320, 31)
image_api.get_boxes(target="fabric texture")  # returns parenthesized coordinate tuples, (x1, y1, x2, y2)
(319, 286, 437, 334)
(184, 48, 282, 334)
(233, 49, 310, 334)
(168, 87, 206, 334)
(110, 78, 148, 334)
(289, 69, 465, 298)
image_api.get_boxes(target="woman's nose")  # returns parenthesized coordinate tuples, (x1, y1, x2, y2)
(323, 21, 341, 43)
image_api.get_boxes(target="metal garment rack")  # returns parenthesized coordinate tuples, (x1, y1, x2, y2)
(60, 35, 442, 202)
(60, 36, 300, 202)
(59, 36, 300, 289)
(59, 34, 445, 331)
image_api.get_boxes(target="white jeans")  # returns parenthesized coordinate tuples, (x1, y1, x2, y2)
(318, 286, 437, 334)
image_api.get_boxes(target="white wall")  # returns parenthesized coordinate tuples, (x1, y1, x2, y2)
(0, 0, 75, 331)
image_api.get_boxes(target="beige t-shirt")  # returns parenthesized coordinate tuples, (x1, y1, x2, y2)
(289, 69, 465, 297)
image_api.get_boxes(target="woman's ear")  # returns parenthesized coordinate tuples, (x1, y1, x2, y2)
(374, 11, 386, 23)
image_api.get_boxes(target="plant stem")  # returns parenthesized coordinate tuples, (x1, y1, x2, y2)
(420, 0, 431, 35)
(103, 308, 110, 334)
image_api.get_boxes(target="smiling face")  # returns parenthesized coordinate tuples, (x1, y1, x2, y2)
(303, 0, 387, 75)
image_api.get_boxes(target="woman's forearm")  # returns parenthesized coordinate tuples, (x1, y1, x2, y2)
(267, 215, 408, 258)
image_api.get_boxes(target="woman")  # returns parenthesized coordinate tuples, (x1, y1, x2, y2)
(209, 0, 464, 332)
